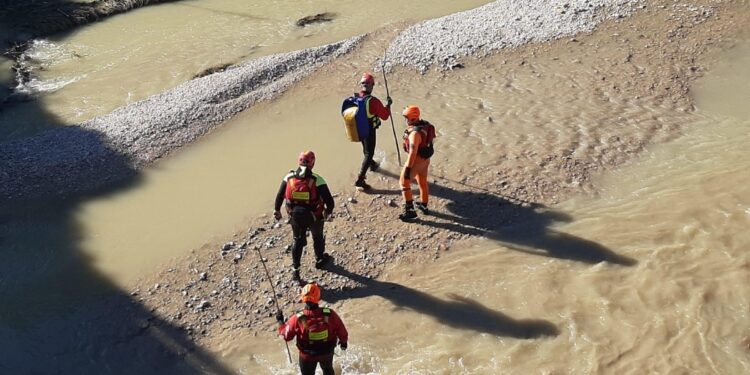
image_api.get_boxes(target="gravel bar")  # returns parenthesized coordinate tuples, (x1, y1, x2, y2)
(1, 0, 642, 202)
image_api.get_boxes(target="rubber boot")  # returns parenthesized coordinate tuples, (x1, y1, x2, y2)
(315, 253, 332, 269)
(399, 202, 418, 221)
(354, 176, 371, 191)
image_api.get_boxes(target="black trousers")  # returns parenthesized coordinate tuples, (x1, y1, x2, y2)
(299, 355, 334, 375)
(290, 209, 325, 269)
(358, 129, 377, 178)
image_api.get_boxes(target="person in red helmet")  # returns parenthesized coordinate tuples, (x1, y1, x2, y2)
(274, 151, 335, 281)
(353, 72, 392, 191)
(276, 282, 349, 375)
(399, 105, 436, 221)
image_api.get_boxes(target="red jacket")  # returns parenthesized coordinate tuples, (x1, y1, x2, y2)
(359, 91, 391, 120)
(278, 306, 348, 360)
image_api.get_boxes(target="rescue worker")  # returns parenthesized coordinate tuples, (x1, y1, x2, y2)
(399, 105, 435, 221)
(274, 151, 335, 281)
(353, 72, 392, 191)
(276, 282, 348, 375)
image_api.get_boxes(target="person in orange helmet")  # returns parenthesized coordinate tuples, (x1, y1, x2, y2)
(274, 151, 335, 281)
(399, 105, 436, 221)
(276, 282, 349, 375)
(353, 72, 392, 191)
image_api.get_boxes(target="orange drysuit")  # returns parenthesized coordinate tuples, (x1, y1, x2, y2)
(400, 128, 430, 205)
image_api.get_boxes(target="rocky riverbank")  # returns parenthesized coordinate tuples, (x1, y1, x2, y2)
(124, 0, 749, 350)
(1, 0, 642, 201)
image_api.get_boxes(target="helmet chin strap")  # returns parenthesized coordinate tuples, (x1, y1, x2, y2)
(296, 166, 310, 178)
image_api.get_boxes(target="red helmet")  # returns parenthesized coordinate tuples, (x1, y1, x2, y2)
(298, 150, 315, 168)
(402, 105, 420, 122)
(301, 282, 321, 303)
(360, 72, 375, 85)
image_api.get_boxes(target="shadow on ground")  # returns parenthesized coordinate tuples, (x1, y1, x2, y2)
(375, 168, 636, 266)
(0, 16, 232, 371)
(322, 264, 559, 339)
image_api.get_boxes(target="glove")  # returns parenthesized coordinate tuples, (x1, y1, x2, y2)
(273, 210, 282, 221)
(339, 342, 348, 351)
(275, 311, 285, 325)
(403, 167, 411, 180)
(386, 96, 393, 107)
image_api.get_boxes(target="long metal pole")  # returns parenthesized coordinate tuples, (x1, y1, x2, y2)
(255, 247, 293, 364)
(381, 49, 402, 166)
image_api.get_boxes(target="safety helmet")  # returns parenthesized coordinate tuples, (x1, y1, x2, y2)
(301, 282, 321, 303)
(360, 72, 375, 85)
(298, 150, 316, 168)
(402, 105, 421, 122)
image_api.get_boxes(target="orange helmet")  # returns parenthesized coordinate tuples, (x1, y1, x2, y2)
(402, 105, 420, 122)
(360, 72, 375, 85)
(298, 150, 315, 168)
(301, 282, 321, 303)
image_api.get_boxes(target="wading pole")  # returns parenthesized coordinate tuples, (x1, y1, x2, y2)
(381, 49, 402, 166)
(255, 247, 293, 364)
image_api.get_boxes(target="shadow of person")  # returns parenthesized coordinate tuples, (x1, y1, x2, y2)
(1, 74, 234, 375)
(375, 168, 636, 266)
(323, 264, 559, 339)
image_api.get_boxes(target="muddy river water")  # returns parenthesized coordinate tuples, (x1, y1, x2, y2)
(1, 1, 749, 374)
(217, 37, 750, 374)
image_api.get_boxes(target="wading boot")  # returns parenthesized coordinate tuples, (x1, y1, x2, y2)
(415, 202, 430, 215)
(315, 253, 332, 269)
(399, 202, 418, 221)
(354, 177, 371, 191)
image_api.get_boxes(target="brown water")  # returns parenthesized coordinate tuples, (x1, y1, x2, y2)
(215, 36, 750, 375)
(0, 0, 490, 140)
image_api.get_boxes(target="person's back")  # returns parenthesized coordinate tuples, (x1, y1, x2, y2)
(352, 72, 392, 191)
(399, 106, 433, 220)
(277, 283, 348, 375)
(273, 151, 335, 281)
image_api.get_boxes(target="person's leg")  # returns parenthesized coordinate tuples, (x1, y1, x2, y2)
(399, 167, 413, 203)
(356, 131, 377, 188)
(414, 160, 430, 210)
(290, 212, 311, 279)
(399, 168, 417, 220)
(310, 220, 325, 259)
(298, 356, 317, 375)
(318, 355, 335, 375)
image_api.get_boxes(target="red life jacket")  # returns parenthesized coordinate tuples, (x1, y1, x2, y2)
(284, 171, 323, 217)
(403, 120, 436, 158)
(295, 308, 336, 356)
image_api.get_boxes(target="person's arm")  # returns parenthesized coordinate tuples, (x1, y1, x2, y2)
(313, 173, 334, 215)
(278, 314, 298, 342)
(274, 180, 287, 212)
(330, 311, 349, 347)
(368, 97, 391, 120)
(405, 131, 422, 168)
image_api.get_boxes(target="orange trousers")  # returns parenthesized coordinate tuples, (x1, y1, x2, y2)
(400, 157, 430, 204)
